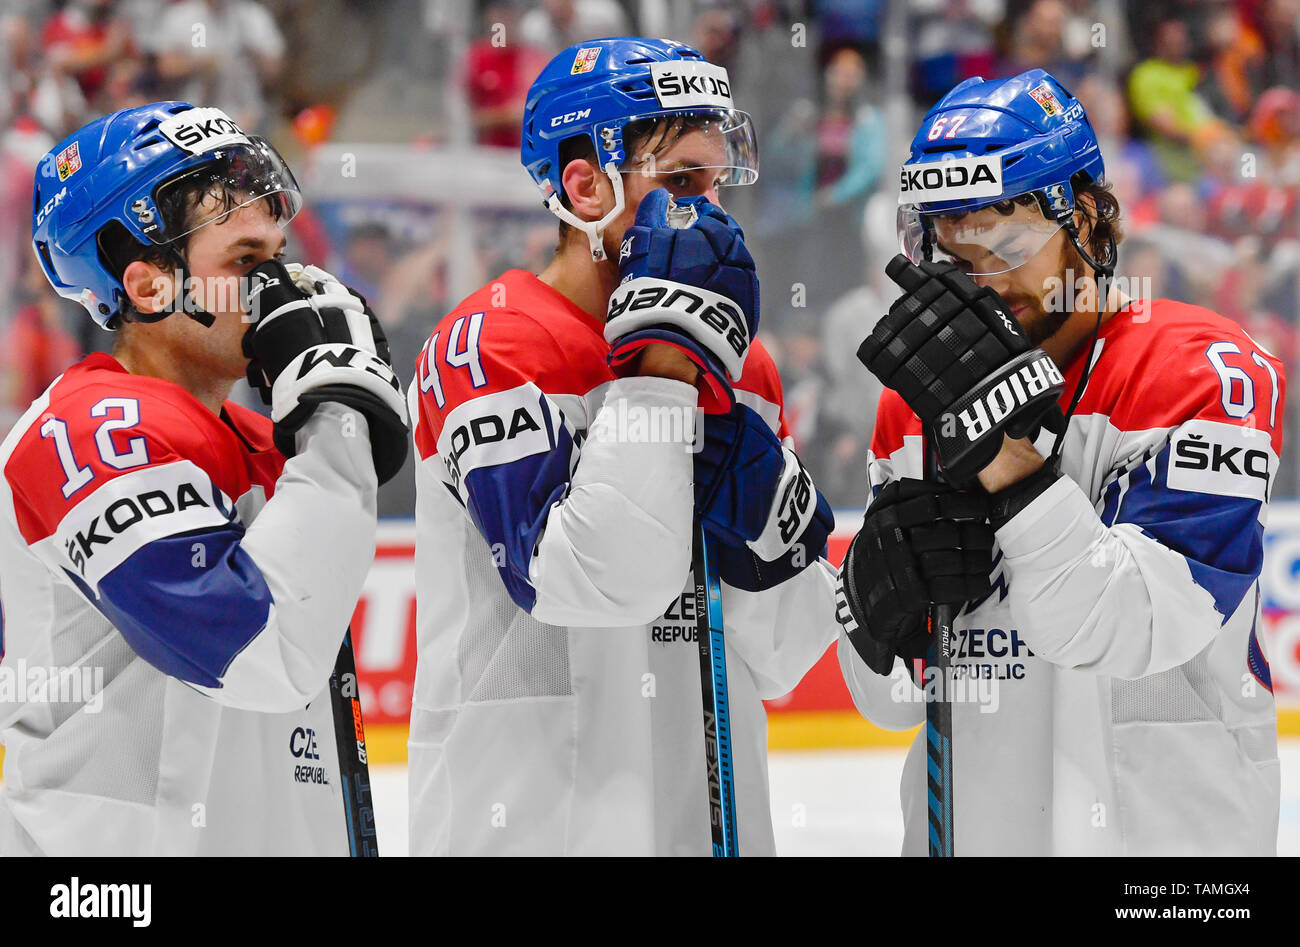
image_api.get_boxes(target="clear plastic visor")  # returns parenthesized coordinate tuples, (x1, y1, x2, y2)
(898, 202, 1063, 276)
(147, 137, 303, 245)
(616, 109, 759, 188)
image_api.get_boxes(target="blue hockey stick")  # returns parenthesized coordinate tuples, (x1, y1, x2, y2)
(694, 524, 738, 857)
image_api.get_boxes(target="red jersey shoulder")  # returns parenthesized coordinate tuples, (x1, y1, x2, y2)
(1083, 299, 1285, 450)
(870, 386, 921, 460)
(414, 270, 613, 447)
(221, 400, 284, 494)
(5, 355, 256, 542)
(734, 337, 788, 438)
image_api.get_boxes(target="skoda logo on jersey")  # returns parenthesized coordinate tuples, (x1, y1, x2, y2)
(898, 155, 1003, 205)
(1170, 423, 1274, 502)
(64, 481, 211, 577)
(443, 405, 544, 493)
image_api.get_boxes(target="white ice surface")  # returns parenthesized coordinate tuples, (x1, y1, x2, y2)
(372, 740, 1300, 856)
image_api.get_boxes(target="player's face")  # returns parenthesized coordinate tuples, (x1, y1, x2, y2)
(603, 123, 730, 257)
(932, 203, 1074, 348)
(173, 195, 287, 380)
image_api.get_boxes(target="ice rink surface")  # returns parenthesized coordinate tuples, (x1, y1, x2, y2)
(373, 739, 1300, 856)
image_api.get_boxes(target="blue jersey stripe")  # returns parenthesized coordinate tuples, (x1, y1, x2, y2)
(64, 523, 272, 687)
(461, 424, 579, 613)
(1102, 443, 1263, 622)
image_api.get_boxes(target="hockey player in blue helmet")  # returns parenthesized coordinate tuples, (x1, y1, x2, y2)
(2, 102, 407, 855)
(410, 37, 840, 855)
(838, 70, 1285, 854)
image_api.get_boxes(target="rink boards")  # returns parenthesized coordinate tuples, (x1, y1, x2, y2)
(349, 506, 1300, 759)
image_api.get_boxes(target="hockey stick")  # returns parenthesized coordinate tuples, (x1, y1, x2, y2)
(923, 435, 955, 857)
(693, 523, 739, 857)
(328, 628, 379, 857)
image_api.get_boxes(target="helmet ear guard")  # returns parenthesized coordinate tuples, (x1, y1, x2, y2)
(545, 160, 628, 262)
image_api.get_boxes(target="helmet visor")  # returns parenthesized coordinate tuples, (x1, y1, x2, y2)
(148, 137, 303, 245)
(898, 202, 1063, 276)
(616, 108, 759, 188)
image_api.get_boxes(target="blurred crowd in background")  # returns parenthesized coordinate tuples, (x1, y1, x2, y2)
(2, 0, 1299, 511)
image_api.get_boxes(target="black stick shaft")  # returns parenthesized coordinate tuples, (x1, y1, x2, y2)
(924, 435, 955, 857)
(329, 629, 378, 857)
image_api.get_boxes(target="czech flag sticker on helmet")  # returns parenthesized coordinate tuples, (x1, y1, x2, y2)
(1028, 81, 1063, 117)
(56, 141, 81, 180)
(571, 47, 601, 74)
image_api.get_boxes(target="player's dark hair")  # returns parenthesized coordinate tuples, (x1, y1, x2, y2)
(1072, 174, 1122, 266)
(96, 172, 286, 329)
(554, 113, 717, 251)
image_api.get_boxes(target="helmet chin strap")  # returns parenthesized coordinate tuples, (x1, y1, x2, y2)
(118, 246, 217, 328)
(1048, 225, 1117, 467)
(545, 161, 627, 262)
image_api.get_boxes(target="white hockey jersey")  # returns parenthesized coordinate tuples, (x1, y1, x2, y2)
(409, 269, 838, 856)
(0, 353, 378, 855)
(840, 298, 1285, 855)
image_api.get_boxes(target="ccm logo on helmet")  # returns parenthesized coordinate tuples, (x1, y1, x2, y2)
(898, 155, 1003, 205)
(36, 187, 68, 227)
(956, 352, 1063, 441)
(550, 108, 592, 127)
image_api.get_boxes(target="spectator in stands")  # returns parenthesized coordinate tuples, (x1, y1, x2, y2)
(1, 253, 82, 429)
(1199, 4, 1268, 125)
(39, 0, 132, 106)
(1259, 0, 1300, 90)
(1076, 73, 1163, 205)
(1128, 17, 1228, 183)
(909, 0, 1002, 107)
(1249, 86, 1300, 186)
(518, 0, 628, 55)
(691, 4, 742, 74)
(150, 0, 284, 130)
(997, 0, 1090, 86)
(463, 0, 547, 148)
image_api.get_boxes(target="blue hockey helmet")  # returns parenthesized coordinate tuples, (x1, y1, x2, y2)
(897, 70, 1105, 276)
(521, 36, 758, 260)
(32, 102, 302, 327)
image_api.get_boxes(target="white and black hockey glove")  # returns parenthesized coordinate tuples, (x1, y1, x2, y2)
(836, 479, 994, 676)
(606, 189, 758, 415)
(242, 259, 409, 484)
(857, 255, 1066, 485)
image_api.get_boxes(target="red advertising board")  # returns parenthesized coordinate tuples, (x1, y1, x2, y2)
(351, 516, 1300, 727)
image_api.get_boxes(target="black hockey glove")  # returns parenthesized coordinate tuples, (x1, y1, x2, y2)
(835, 478, 994, 676)
(242, 259, 410, 484)
(857, 255, 1066, 485)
